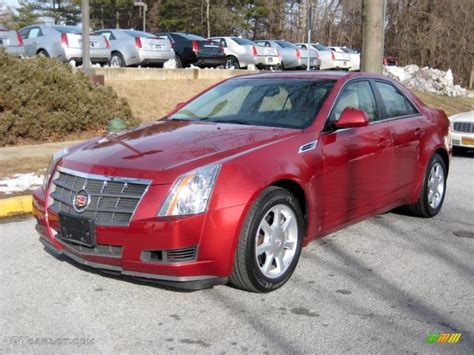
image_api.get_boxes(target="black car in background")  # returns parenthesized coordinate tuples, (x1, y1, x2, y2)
(155, 32, 226, 68)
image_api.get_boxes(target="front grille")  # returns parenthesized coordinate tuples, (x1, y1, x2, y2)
(453, 121, 474, 133)
(141, 247, 197, 263)
(50, 168, 150, 226)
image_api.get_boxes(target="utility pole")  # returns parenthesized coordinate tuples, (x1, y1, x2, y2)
(361, 0, 384, 73)
(81, 0, 92, 74)
(306, 3, 312, 71)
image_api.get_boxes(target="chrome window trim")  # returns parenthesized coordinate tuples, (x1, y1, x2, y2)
(57, 166, 152, 185)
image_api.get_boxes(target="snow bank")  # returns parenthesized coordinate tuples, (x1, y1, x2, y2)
(0, 173, 44, 194)
(383, 65, 467, 97)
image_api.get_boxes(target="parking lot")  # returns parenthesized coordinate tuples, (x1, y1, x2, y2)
(0, 153, 473, 354)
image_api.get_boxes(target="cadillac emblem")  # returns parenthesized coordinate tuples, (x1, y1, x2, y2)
(73, 190, 90, 212)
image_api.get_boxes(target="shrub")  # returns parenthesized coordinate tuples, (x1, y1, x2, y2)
(0, 50, 138, 146)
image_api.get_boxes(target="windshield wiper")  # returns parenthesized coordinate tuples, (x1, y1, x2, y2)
(203, 118, 251, 125)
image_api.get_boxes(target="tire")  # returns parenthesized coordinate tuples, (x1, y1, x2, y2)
(405, 153, 447, 218)
(37, 49, 49, 58)
(175, 55, 183, 68)
(224, 56, 240, 69)
(110, 52, 125, 67)
(230, 186, 304, 292)
(277, 62, 285, 70)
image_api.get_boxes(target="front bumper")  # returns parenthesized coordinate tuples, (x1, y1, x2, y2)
(33, 181, 243, 289)
(450, 130, 474, 148)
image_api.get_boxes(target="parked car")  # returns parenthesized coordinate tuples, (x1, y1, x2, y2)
(94, 29, 174, 67)
(295, 43, 349, 70)
(18, 25, 110, 65)
(449, 110, 474, 151)
(209, 36, 281, 69)
(384, 55, 398, 66)
(155, 32, 225, 68)
(327, 46, 352, 70)
(34, 71, 451, 292)
(0, 27, 25, 57)
(340, 47, 360, 71)
(254, 39, 320, 70)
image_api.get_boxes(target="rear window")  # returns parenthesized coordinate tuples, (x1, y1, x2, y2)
(124, 30, 155, 38)
(53, 26, 81, 34)
(275, 41, 297, 48)
(313, 44, 330, 51)
(231, 37, 255, 45)
(342, 47, 358, 54)
(178, 33, 205, 40)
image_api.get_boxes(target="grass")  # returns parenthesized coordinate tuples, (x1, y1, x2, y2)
(414, 91, 473, 116)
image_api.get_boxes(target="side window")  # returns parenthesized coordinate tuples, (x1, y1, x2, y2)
(19, 28, 30, 40)
(332, 81, 378, 122)
(101, 31, 115, 40)
(375, 81, 417, 119)
(219, 39, 227, 47)
(28, 27, 42, 39)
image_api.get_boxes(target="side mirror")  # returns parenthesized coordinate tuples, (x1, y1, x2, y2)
(335, 107, 369, 129)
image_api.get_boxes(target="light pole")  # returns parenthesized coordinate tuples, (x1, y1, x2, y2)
(134, 2, 147, 32)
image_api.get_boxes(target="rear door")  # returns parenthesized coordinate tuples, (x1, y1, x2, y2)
(319, 80, 394, 231)
(372, 80, 426, 201)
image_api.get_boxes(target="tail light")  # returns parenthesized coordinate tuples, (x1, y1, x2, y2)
(383, 57, 387, 65)
(103, 36, 110, 49)
(192, 40, 199, 52)
(17, 32, 24, 46)
(331, 51, 335, 60)
(252, 45, 257, 57)
(61, 33, 69, 48)
(276, 49, 280, 58)
(135, 37, 142, 49)
(295, 48, 301, 59)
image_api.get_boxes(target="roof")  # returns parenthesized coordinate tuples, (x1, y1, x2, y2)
(233, 71, 391, 82)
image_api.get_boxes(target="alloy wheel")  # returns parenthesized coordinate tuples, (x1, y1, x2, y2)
(427, 162, 445, 209)
(255, 204, 298, 279)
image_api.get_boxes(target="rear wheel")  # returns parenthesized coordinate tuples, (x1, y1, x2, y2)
(224, 56, 240, 69)
(230, 187, 304, 292)
(37, 49, 49, 58)
(175, 55, 183, 68)
(110, 52, 125, 67)
(406, 153, 447, 217)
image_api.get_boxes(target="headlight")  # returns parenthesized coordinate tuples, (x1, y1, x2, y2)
(42, 147, 69, 191)
(158, 165, 221, 216)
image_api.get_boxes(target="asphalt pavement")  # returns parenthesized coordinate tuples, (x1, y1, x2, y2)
(1, 154, 473, 354)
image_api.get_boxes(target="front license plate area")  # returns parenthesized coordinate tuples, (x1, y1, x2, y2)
(461, 137, 474, 146)
(59, 213, 96, 248)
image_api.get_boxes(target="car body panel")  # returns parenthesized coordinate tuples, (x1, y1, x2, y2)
(33, 71, 450, 286)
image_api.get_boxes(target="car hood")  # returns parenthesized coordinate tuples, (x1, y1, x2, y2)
(449, 110, 474, 122)
(60, 120, 298, 184)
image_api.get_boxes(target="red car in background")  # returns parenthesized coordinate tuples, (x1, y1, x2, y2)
(33, 72, 451, 292)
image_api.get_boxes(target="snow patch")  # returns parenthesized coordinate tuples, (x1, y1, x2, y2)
(383, 65, 467, 97)
(163, 58, 177, 69)
(0, 173, 44, 195)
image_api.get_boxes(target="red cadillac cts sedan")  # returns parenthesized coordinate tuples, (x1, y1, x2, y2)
(33, 72, 451, 292)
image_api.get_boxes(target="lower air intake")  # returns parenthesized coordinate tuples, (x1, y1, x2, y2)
(141, 247, 197, 263)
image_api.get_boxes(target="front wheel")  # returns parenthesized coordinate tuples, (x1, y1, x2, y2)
(110, 52, 125, 67)
(230, 187, 304, 292)
(405, 153, 447, 217)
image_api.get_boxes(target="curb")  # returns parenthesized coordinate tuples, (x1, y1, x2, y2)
(0, 195, 32, 218)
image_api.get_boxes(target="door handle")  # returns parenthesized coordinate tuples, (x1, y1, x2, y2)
(415, 127, 425, 138)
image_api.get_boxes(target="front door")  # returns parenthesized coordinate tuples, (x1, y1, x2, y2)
(319, 80, 394, 232)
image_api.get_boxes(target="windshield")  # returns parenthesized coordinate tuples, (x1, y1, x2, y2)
(170, 78, 335, 129)
(313, 44, 330, 51)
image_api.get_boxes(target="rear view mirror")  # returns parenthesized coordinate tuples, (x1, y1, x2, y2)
(335, 107, 369, 129)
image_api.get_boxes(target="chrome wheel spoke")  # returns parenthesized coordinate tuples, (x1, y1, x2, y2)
(262, 254, 274, 273)
(256, 241, 271, 256)
(281, 215, 293, 233)
(283, 240, 295, 250)
(427, 162, 445, 209)
(261, 220, 272, 236)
